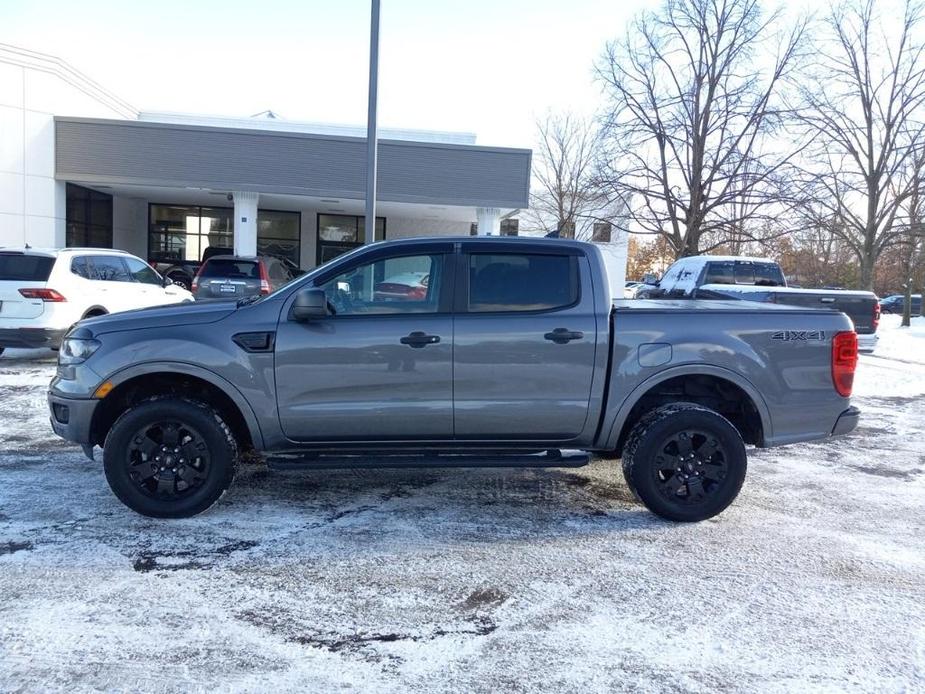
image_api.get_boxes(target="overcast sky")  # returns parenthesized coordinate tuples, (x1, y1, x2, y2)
(1, 0, 654, 148)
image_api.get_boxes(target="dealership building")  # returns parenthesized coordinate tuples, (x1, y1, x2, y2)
(1, 43, 627, 291)
(1, 44, 536, 268)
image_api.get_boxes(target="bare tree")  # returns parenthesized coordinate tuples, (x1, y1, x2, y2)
(898, 148, 925, 325)
(796, 0, 925, 290)
(525, 112, 605, 239)
(596, 0, 806, 258)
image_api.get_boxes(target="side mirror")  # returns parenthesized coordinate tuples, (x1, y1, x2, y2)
(162, 276, 174, 287)
(290, 288, 329, 322)
(643, 272, 659, 286)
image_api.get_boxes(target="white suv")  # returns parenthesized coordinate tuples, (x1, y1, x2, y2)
(0, 248, 193, 354)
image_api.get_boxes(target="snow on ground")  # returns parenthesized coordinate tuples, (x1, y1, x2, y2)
(1, 322, 924, 692)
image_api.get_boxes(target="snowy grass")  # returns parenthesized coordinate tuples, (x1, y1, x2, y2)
(1, 328, 924, 692)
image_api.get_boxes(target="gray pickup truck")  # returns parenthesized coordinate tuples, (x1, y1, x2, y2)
(49, 237, 861, 522)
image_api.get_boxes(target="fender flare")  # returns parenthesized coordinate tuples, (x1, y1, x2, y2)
(600, 363, 773, 450)
(104, 361, 265, 449)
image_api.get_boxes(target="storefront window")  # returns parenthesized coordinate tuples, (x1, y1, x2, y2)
(66, 184, 113, 248)
(317, 214, 385, 265)
(149, 205, 300, 266)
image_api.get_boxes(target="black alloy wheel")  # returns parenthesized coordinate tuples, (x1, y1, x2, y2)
(622, 403, 747, 522)
(104, 398, 237, 518)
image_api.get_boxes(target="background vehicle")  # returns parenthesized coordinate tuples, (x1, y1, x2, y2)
(192, 254, 296, 300)
(623, 280, 643, 298)
(0, 247, 192, 354)
(880, 294, 921, 315)
(149, 246, 232, 291)
(49, 237, 859, 523)
(637, 256, 881, 353)
(373, 271, 429, 301)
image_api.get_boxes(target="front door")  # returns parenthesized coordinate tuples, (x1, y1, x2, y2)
(452, 247, 598, 441)
(275, 248, 454, 441)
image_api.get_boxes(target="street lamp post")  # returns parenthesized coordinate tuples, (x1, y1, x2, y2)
(364, 0, 381, 246)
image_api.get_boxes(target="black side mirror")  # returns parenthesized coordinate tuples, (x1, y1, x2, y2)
(162, 275, 174, 287)
(290, 288, 329, 322)
(643, 272, 659, 286)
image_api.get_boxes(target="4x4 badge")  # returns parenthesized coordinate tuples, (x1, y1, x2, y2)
(771, 330, 826, 341)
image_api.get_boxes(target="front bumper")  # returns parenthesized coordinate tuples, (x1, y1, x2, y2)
(0, 327, 67, 349)
(832, 406, 860, 437)
(48, 391, 100, 446)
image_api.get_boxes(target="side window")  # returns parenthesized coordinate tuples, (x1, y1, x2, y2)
(71, 256, 93, 279)
(124, 257, 162, 285)
(318, 254, 443, 316)
(468, 253, 576, 312)
(89, 256, 132, 282)
(704, 262, 735, 285)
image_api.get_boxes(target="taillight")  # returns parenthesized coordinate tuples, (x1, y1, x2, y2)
(258, 261, 271, 295)
(19, 288, 67, 302)
(191, 266, 203, 292)
(831, 331, 858, 397)
(872, 302, 880, 331)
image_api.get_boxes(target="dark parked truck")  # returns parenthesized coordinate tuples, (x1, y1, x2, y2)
(49, 238, 860, 522)
(637, 256, 880, 353)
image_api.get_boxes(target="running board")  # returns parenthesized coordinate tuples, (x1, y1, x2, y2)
(265, 449, 591, 471)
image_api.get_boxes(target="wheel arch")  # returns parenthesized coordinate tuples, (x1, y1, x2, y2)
(89, 362, 264, 451)
(600, 364, 772, 456)
(81, 306, 109, 319)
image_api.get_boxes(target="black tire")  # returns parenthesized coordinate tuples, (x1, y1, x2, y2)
(103, 397, 237, 518)
(167, 273, 192, 291)
(622, 403, 747, 522)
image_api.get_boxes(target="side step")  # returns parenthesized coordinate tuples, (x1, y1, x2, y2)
(265, 449, 591, 471)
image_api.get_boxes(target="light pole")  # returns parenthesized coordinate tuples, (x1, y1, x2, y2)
(364, 0, 380, 246)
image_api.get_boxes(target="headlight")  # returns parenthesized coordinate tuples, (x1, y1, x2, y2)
(58, 337, 101, 365)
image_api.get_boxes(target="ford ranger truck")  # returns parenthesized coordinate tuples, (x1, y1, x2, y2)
(635, 255, 880, 353)
(48, 237, 861, 522)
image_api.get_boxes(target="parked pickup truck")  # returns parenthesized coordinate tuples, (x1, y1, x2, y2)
(49, 237, 861, 522)
(636, 256, 880, 352)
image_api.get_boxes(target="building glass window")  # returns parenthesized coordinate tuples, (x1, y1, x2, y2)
(66, 184, 113, 248)
(317, 214, 385, 265)
(257, 210, 301, 265)
(592, 222, 612, 243)
(149, 205, 301, 266)
(500, 219, 519, 236)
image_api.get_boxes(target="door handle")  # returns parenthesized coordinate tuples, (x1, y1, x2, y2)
(544, 328, 584, 344)
(400, 331, 441, 348)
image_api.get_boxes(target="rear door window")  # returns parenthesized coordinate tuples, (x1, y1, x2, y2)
(0, 254, 55, 281)
(467, 253, 577, 312)
(200, 259, 260, 279)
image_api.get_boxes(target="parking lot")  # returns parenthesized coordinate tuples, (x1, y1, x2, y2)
(1, 316, 924, 692)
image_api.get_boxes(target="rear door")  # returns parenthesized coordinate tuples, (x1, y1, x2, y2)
(86, 255, 142, 313)
(452, 243, 598, 441)
(275, 245, 454, 441)
(0, 252, 56, 321)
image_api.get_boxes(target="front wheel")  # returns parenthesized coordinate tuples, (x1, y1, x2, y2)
(621, 403, 747, 522)
(103, 398, 237, 518)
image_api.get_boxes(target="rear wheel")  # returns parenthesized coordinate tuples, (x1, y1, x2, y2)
(103, 398, 237, 518)
(622, 403, 747, 522)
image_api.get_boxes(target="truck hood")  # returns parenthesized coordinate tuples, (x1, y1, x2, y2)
(78, 300, 238, 336)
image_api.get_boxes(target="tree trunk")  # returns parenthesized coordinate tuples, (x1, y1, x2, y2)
(859, 255, 876, 292)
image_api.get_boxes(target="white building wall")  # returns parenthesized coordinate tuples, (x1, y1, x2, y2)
(0, 46, 135, 249)
(384, 216, 471, 239)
